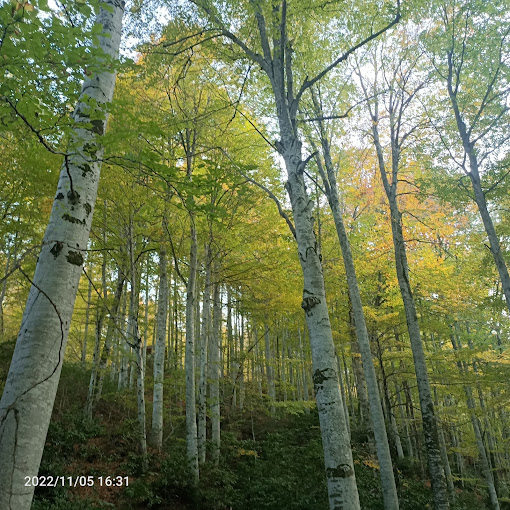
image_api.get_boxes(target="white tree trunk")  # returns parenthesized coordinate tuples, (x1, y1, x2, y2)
(0, 2, 124, 507)
(151, 247, 168, 451)
(85, 306, 105, 420)
(198, 245, 212, 464)
(81, 276, 92, 367)
(94, 270, 124, 403)
(313, 124, 399, 509)
(127, 216, 148, 471)
(209, 261, 221, 465)
(185, 219, 199, 482)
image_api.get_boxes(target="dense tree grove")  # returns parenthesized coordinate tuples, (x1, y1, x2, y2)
(1, 0, 510, 509)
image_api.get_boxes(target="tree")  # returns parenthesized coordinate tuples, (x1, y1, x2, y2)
(424, 0, 510, 312)
(307, 88, 399, 510)
(0, 1, 124, 507)
(191, 0, 400, 507)
(356, 35, 449, 509)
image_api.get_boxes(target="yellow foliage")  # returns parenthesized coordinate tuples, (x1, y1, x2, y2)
(237, 448, 258, 458)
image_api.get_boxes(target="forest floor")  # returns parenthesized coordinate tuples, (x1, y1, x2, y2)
(0, 340, 488, 509)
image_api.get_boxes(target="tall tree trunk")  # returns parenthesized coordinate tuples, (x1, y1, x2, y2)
(0, 2, 124, 507)
(239, 312, 245, 410)
(127, 215, 148, 472)
(117, 280, 129, 389)
(85, 209, 108, 419)
(264, 322, 276, 415)
(283, 142, 360, 507)
(151, 246, 168, 451)
(143, 256, 150, 373)
(86, 304, 105, 420)
(350, 323, 369, 427)
(370, 118, 449, 510)
(93, 270, 125, 403)
(209, 260, 221, 465)
(198, 244, 211, 464)
(81, 276, 92, 367)
(0, 248, 11, 336)
(185, 218, 199, 482)
(446, 63, 510, 311)
(450, 333, 499, 509)
(312, 115, 399, 509)
(387, 193, 448, 509)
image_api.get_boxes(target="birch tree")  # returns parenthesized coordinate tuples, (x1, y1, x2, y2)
(425, 0, 510, 312)
(192, 0, 400, 507)
(0, 1, 124, 507)
(308, 90, 399, 509)
(356, 40, 449, 509)
(151, 240, 168, 451)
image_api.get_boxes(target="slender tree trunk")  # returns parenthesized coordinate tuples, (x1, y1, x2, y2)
(0, 248, 11, 336)
(450, 333, 499, 509)
(278, 128, 360, 508)
(446, 70, 510, 311)
(313, 119, 399, 508)
(264, 323, 276, 415)
(117, 281, 129, 389)
(198, 245, 211, 464)
(239, 312, 245, 410)
(371, 121, 448, 509)
(94, 271, 125, 403)
(350, 325, 369, 427)
(210, 260, 221, 465)
(282, 327, 287, 402)
(86, 304, 105, 420)
(185, 218, 199, 482)
(126, 215, 148, 472)
(395, 380, 413, 458)
(438, 420, 455, 504)
(143, 256, 150, 373)
(0, 3, 124, 507)
(81, 276, 92, 367)
(336, 354, 351, 438)
(341, 347, 355, 420)
(151, 246, 168, 451)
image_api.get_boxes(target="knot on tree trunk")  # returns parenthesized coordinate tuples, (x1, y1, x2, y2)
(301, 295, 321, 315)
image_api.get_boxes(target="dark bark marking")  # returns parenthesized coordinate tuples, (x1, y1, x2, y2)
(55, 192, 64, 200)
(66, 251, 84, 266)
(62, 213, 85, 225)
(82, 142, 97, 156)
(313, 367, 335, 386)
(301, 295, 321, 314)
(84, 203, 92, 216)
(326, 464, 354, 479)
(67, 190, 80, 205)
(80, 163, 93, 177)
(50, 242, 64, 259)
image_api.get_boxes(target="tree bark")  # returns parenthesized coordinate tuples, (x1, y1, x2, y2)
(368, 102, 449, 510)
(446, 52, 510, 312)
(151, 246, 168, 451)
(93, 270, 125, 403)
(198, 244, 211, 464)
(209, 260, 221, 465)
(264, 322, 276, 415)
(0, 3, 124, 507)
(185, 219, 199, 482)
(312, 118, 399, 508)
(81, 276, 92, 367)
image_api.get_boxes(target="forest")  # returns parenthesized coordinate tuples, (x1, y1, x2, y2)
(0, 0, 510, 509)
